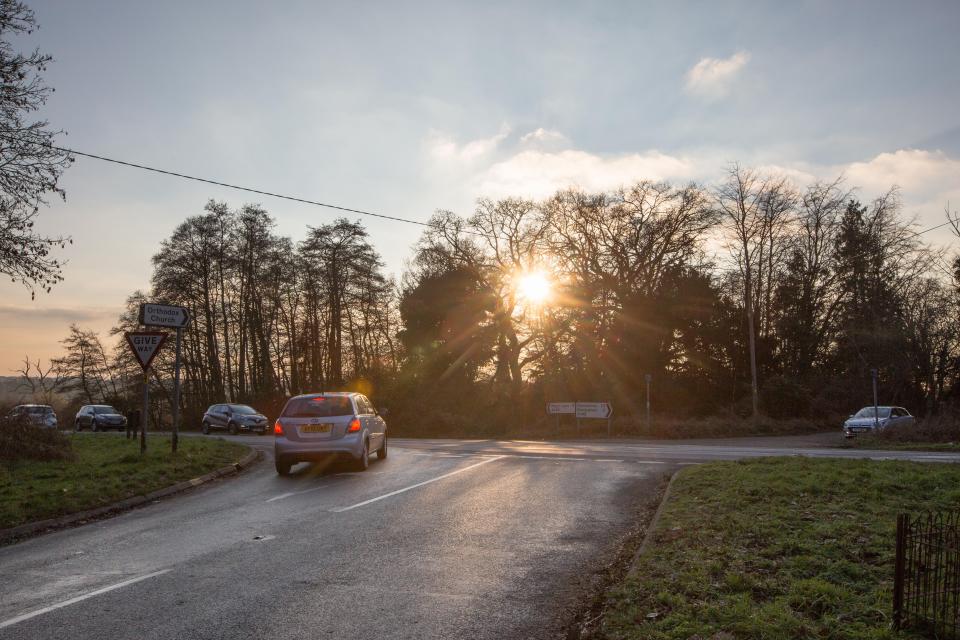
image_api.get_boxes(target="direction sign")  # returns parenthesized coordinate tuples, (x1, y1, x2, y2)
(125, 332, 168, 371)
(576, 402, 612, 419)
(139, 303, 189, 329)
(547, 402, 576, 415)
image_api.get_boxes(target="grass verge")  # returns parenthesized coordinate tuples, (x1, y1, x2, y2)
(845, 438, 960, 452)
(599, 457, 960, 639)
(0, 434, 249, 529)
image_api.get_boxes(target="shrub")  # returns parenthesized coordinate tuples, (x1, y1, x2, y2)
(0, 416, 75, 463)
(612, 413, 823, 439)
(870, 411, 960, 443)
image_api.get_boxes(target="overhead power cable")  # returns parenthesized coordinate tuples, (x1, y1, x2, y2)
(1, 134, 502, 239)
(5, 135, 957, 246)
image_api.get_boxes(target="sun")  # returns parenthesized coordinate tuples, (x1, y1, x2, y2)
(517, 271, 553, 306)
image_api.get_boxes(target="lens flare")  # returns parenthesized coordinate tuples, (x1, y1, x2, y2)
(517, 271, 552, 306)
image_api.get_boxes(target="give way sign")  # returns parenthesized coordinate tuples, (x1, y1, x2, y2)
(125, 332, 168, 371)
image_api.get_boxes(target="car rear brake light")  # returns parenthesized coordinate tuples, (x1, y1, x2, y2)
(347, 418, 361, 432)
(274, 419, 284, 436)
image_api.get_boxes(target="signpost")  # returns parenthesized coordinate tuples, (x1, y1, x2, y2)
(547, 402, 575, 434)
(548, 402, 613, 436)
(125, 331, 168, 454)
(139, 303, 189, 452)
(645, 373, 652, 431)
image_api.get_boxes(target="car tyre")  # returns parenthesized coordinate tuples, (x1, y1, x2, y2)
(202, 420, 210, 435)
(377, 434, 388, 460)
(228, 421, 238, 435)
(275, 459, 291, 476)
(74, 420, 81, 432)
(354, 440, 370, 471)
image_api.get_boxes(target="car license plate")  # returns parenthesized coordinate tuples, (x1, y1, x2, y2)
(302, 423, 332, 433)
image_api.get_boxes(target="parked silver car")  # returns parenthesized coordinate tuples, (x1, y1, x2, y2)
(75, 405, 127, 431)
(201, 404, 269, 435)
(843, 406, 914, 437)
(273, 392, 387, 475)
(7, 404, 58, 428)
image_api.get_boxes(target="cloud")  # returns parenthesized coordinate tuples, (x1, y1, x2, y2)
(839, 149, 960, 239)
(685, 51, 750, 99)
(842, 149, 960, 195)
(474, 149, 695, 199)
(425, 124, 511, 164)
(0, 305, 120, 326)
(519, 128, 568, 145)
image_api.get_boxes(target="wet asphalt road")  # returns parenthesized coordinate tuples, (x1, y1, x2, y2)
(2, 434, 959, 639)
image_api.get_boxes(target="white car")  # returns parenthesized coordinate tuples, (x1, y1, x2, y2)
(7, 404, 58, 428)
(843, 406, 914, 437)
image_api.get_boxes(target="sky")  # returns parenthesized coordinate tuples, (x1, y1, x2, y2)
(2, 0, 959, 373)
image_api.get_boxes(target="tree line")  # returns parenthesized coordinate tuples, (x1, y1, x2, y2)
(33, 166, 960, 434)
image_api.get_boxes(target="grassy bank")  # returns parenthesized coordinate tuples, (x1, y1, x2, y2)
(599, 458, 960, 639)
(0, 434, 249, 529)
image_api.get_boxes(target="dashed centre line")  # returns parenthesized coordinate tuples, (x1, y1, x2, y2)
(330, 456, 505, 512)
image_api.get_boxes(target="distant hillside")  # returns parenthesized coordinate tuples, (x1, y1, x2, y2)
(0, 375, 80, 410)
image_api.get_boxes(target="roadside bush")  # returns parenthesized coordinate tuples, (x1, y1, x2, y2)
(759, 375, 812, 418)
(611, 413, 823, 439)
(870, 411, 960, 443)
(0, 416, 74, 463)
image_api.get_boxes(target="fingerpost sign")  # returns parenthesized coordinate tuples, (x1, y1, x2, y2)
(139, 303, 191, 453)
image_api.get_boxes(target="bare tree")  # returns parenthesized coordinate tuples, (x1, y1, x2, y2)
(717, 165, 796, 418)
(14, 355, 65, 405)
(0, 0, 73, 297)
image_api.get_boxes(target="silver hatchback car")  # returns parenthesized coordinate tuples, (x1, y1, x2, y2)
(273, 392, 387, 475)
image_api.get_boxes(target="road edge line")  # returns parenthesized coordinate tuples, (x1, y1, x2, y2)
(0, 448, 261, 545)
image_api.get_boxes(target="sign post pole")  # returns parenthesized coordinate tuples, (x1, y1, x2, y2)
(141, 369, 149, 455)
(172, 327, 182, 453)
(138, 303, 189, 454)
(645, 373, 652, 432)
(125, 331, 169, 455)
(607, 399, 611, 437)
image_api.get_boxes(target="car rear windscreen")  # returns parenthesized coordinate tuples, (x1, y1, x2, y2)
(27, 406, 53, 414)
(282, 396, 353, 418)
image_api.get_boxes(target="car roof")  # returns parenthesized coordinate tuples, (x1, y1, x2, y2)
(16, 404, 52, 408)
(288, 392, 357, 400)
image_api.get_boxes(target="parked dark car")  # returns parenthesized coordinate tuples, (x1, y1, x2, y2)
(74, 405, 127, 431)
(8, 404, 58, 428)
(202, 404, 268, 435)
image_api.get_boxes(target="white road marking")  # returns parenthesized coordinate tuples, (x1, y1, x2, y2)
(0, 569, 171, 630)
(266, 477, 351, 502)
(406, 451, 671, 464)
(330, 456, 505, 512)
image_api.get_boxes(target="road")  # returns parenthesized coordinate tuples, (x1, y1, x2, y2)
(2, 434, 958, 639)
